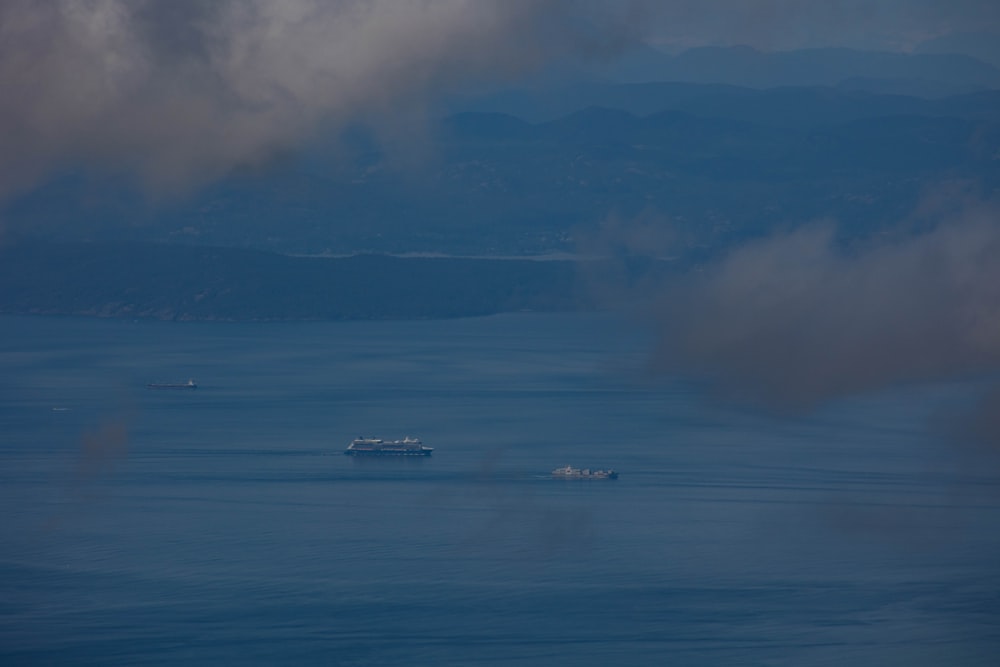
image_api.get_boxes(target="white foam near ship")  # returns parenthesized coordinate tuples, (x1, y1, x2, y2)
(551, 465, 618, 479)
(344, 436, 433, 457)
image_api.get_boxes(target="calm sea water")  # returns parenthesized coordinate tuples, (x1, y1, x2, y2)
(1, 313, 998, 666)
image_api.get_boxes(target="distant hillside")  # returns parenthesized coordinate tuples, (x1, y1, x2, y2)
(0, 241, 606, 321)
(448, 80, 1000, 125)
(5, 82, 998, 258)
(586, 44, 1000, 92)
(915, 32, 1000, 69)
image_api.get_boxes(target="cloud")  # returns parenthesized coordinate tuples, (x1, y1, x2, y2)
(571, 210, 686, 311)
(3, 1, 996, 202)
(0, 0, 645, 199)
(76, 416, 130, 484)
(36, 411, 132, 533)
(649, 200, 1000, 412)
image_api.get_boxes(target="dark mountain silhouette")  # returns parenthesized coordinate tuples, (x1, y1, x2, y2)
(0, 241, 605, 321)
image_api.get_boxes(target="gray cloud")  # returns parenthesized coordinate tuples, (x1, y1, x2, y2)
(649, 200, 1000, 412)
(0, 0, 644, 199)
(76, 416, 130, 484)
(3, 1, 996, 202)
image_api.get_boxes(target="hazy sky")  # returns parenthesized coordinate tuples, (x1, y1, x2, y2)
(2, 0, 998, 199)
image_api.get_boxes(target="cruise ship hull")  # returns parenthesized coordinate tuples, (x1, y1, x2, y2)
(343, 449, 432, 457)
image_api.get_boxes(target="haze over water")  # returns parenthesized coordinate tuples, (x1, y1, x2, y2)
(2, 313, 998, 666)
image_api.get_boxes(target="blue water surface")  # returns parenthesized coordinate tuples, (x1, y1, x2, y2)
(1, 313, 998, 666)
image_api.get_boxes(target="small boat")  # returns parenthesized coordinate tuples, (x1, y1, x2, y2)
(551, 465, 618, 479)
(147, 379, 198, 390)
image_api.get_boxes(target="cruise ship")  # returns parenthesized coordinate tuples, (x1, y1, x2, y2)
(344, 436, 433, 457)
(551, 465, 618, 479)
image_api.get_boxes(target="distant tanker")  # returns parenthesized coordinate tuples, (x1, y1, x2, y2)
(147, 379, 198, 390)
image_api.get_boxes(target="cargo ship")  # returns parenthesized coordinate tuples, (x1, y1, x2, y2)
(344, 436, 433, 457)
(147, 379, 198, 390)
(551, 465, 618, 479)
